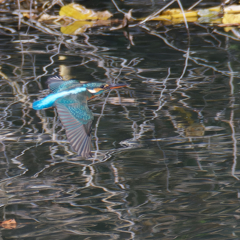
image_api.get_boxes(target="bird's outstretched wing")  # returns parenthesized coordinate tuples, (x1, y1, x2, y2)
(55, 93, 93, 158)
(47, 76, 81, 93)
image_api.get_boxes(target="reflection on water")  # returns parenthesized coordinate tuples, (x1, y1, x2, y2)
(1, 4, 240, 240)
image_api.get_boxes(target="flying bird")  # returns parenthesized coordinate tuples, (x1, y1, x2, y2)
(33, 75, 127, 158)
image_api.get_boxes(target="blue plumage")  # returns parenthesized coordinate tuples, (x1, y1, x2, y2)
(32, 87, 87, 110)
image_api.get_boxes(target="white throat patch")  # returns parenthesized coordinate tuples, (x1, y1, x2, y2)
(87, 89, 97, 93)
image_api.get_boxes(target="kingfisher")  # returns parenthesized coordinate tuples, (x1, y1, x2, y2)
(33, 75, 127, 158)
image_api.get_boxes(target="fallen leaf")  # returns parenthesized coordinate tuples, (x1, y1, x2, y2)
(61, 20, 110, 34)
(1, 219, 17, 229)
(59, 3, 112, 21)
(224, 5, 240, 14)
(185, 123, 205, 137)
(224, 26, 234, 31)
(151, 8, 198, 23)
(222, 13, 240, 24)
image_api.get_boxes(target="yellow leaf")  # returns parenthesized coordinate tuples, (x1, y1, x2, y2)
(61, 20, 94, 34)
(203, 6, 221, 13)
(223, 13, 240, 24)
(59, 3, 112, 21)
(224, 27, 234, 32)
(162, 8, 198, 18)
(61, 20, 111, 35)
(143, 6, 221, 24)
(224, 5, 240, 14)
(150, 8, 198, 22)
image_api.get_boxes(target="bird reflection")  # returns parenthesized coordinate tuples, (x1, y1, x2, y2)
(33, 75, 127, 158)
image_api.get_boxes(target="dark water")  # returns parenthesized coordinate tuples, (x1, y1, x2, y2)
(1, 1, 240, 239)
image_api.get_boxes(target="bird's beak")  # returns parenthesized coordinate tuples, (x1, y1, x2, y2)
(105, 83, 128, 90)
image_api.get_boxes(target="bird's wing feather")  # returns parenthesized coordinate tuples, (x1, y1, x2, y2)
(47, 76, 64, 92)
(47, 76, 81, 93)
(55, 94, 93, 158)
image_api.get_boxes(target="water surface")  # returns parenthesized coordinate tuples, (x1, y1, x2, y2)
(0, 1, 240, 239)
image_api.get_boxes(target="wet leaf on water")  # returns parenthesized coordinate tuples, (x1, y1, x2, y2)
(185, 123, 205, 137)
(224, 5, 240, 13)
(161, 8, 198, 19)
(0, 219, 17, 229)
(173, 106, 194, 126)
(149, 6, 222, 24)
(23, 12, 73, 26)
(19, 2, 240, 36)
(222, 13, 240, 24)
(59, 3, 112, 21)
(141, 5, 240, 26)
(61, 20, 111, 35)
(198, 8, 221, 23)
(146, 8, 198, 24)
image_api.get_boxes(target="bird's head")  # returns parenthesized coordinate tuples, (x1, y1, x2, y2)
(83, 82, 127, 95)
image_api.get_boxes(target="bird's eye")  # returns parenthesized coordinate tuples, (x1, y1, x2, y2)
(100, 85, 105, 88)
